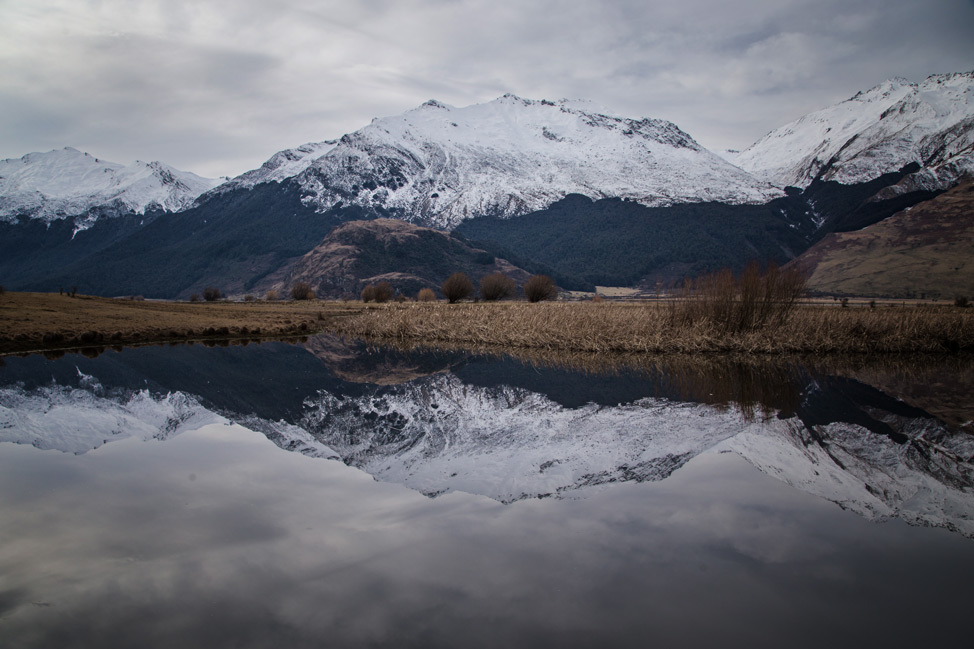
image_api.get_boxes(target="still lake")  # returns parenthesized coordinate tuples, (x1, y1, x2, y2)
(1, 337, 973, 648)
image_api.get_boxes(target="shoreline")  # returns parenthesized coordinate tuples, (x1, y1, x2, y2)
(2, 292, 973, 357)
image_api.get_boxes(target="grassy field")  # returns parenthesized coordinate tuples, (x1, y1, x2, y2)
(326, 301, 974, 354)
(2, 292, 972, 356)
(0, 292, 359, 355)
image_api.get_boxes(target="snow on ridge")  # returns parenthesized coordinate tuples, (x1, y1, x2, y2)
(214, 94, 782, 230)
(211, 140, 338, 194)
(736, 71, 974, 189)
(0, 147, 222, 225)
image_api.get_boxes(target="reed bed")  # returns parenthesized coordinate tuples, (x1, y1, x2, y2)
(327, 301, 974, 355)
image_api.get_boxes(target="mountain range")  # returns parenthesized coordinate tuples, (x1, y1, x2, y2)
(2, 71, 972, 298)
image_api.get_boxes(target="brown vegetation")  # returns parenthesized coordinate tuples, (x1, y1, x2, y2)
(202, 286, 221, 302)
(480, 272, 516, 301)
(441, 272, 474, 303)
(3, 291, 972, 357)
(523, 275, 557, 302)
(417, 287, 436, 302)
(325, 301, 974, 355)
(0, 292, 359, 355)
(672, 261, 806, 333)
(291, 282, 315, 300)
(373, 281, 394, 303)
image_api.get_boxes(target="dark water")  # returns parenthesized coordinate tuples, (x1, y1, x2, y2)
(1, 338, 972, 648)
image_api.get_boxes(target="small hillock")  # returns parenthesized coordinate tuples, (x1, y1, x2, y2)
(267, 218, 530, 299)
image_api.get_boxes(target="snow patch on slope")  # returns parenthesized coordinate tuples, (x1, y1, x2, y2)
(0, 147, 221, 225)
(736, 72, 974, 189)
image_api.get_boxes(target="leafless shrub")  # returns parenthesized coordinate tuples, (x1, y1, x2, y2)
(244, 294, 255, 302)
(265, 289, 279, 301)
(291, 282, 315, 300)
(417, 288, 436, 302)
(189, 294, 201, 303)
(480, 272, 516, 301)
(373, 281, 394, 303)
(672, 261, 806, 332)
(591, 294, 605, 303)
(956, 296, 970, 308)
(442, 272, 474, 304)
(361, 284, 376, 303)
(523, 275, 557, 303)
(202, 287, 221, 302)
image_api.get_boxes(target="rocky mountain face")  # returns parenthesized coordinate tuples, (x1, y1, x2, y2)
(0, 147, 221, 230)
(787, 180, 974, 298)
(210, 95, 783, 230)
(735, 72, 974, 193)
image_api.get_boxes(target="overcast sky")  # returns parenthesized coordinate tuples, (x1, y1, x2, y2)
(2, 0, 972, 178)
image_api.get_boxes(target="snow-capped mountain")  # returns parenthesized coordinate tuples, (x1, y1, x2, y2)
(212, 95, 783, 230)
(0, 147, 221, 226)
(736, 72, 974, 191)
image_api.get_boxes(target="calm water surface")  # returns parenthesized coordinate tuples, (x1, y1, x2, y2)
(1, 338, 972, 648)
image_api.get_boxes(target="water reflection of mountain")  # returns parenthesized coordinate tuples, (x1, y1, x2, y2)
(1, 339, 972, 536)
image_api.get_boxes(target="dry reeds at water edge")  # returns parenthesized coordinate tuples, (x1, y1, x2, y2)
(671, 261, 807, 333)
(328, 273, 974, 355)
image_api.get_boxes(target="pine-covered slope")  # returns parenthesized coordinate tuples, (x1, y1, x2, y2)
(736, 72, 974, 191)
(211, 95, 783, 230)
(0, 147, 221, 228)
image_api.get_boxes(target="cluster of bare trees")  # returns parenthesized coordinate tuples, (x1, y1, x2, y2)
(440, 272, 556, 303)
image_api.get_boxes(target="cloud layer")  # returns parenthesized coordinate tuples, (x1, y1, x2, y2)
(2, 0, 972, 177)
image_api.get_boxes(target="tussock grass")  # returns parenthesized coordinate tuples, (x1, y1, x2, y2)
(4, 291, 972, 356)
(328, 301, 974, 354)
(0, 292, 359, 355)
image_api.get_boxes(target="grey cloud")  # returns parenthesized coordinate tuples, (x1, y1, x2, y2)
(1, 0, 972, 176)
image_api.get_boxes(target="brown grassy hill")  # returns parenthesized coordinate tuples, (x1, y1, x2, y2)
(789, 181, 974, 299)
(264, 218, 529, 299)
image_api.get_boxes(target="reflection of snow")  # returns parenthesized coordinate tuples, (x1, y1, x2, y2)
(302, 373, 974, 536)
(0, 384, 224, 454)
(3, 370, 973, 537)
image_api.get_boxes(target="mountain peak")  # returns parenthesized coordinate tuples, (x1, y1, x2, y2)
(215, 94, 779, 229)
(0, 148, 221, 226)
(735, 70, 974, 189)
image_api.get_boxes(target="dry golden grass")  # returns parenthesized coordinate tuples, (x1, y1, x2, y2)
(3, 291, 972, 356)
(326, 301, 974, 354)
(0, 292, 359, 355)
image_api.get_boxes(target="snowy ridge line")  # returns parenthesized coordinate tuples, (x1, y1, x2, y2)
(736, 71, 974, 190)
(0, 147, 221, 227)
(213, 94, 782, 230)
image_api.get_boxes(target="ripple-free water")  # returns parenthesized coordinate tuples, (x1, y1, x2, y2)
(1, 338, 972, 648)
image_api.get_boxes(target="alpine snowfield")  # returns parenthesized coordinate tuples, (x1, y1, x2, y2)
(213, 95, 783, 230)
(736, 71, 974, 191)
(0, 147, 221, 226)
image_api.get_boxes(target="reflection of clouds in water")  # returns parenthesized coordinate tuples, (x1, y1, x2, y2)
(2, 428, 972, 648)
